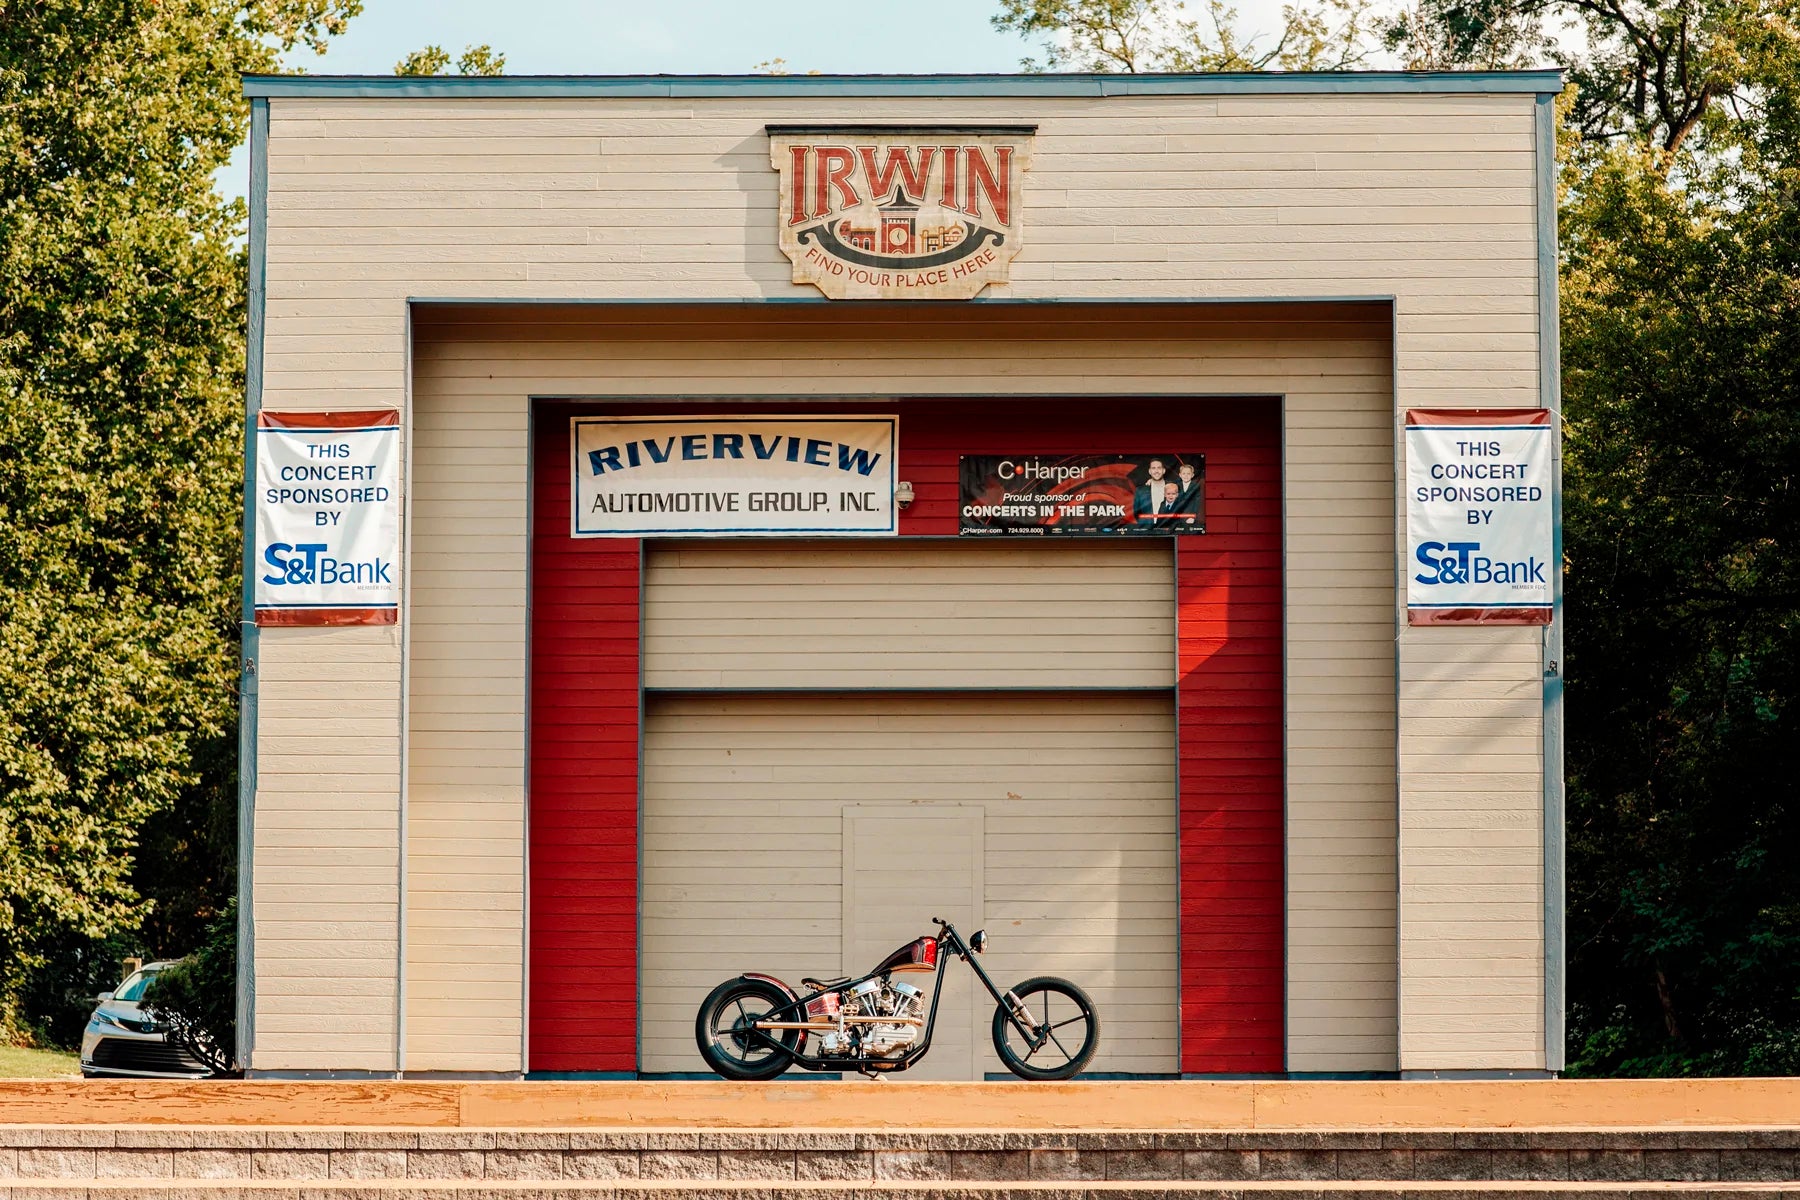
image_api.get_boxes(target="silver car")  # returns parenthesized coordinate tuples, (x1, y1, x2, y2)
(79, 962, 213, 1079)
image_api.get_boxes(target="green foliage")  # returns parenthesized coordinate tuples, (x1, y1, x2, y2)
(1559, 140, 1800, 1077)
(0, 0, 359, 1043)
(395, 43, 507, 76)
(142, 899, 238, 1074)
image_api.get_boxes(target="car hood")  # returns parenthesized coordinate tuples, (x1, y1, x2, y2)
(94, 999, 161, 1028)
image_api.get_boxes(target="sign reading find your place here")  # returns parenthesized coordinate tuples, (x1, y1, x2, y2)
(1406, 409, 1554, 625)
(254, 410, 401, 626)
(572, 416, 897, 537)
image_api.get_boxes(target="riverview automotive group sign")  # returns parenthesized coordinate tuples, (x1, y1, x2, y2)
(769, 125, 1034, 300)
(1406, 408, 1554, 624)
(571, 415, 897, 537)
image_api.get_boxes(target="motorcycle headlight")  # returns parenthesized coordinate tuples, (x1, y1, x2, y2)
(971, 929, 989, 954)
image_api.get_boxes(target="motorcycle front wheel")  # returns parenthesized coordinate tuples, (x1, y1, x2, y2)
(991, 976, 1100, 1081)
(694, 977, 801, 1080)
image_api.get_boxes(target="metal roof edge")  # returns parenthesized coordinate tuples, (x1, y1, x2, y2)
(242, 70, 1565, 100)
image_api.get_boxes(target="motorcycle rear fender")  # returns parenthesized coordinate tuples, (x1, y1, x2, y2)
(740, 972, 797, 1001)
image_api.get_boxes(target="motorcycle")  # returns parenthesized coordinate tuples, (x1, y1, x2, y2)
(693, 917, 1100, 1081)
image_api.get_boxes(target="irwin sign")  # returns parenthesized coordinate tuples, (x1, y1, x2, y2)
(768, 125, 1034, 300)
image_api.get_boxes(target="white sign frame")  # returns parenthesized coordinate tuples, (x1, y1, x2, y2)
(571, 415, 898, 538)
(253, 409, 402, 625)
(1405, 409, 1553, 625)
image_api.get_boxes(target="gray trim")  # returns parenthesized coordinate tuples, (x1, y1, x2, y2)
(1535, 91, 1567, 1074)
(245, 1069, 407, 1081)
(533, 389, 1298, 405)
(635, 537, 648, 1076)
(1278, 393, 1291, 1074)
(234, 95, 269, 1074)
(414, 294, 1397, 310)
(1402, 1068, 1558, 1080)
(400, 1070, 527, 1081)
(244, 70, 1564, 100)
(642, 685, 1180, 695)
(765, 123, 1038, 135)
(1390, 302, 1406, 1074)
(395, 305, 413, 1075)
(521, 399, 536, 1075)
(1169, 536, 1183, 1073)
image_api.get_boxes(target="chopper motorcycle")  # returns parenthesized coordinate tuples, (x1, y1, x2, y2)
(693, 918, 1100, 1081)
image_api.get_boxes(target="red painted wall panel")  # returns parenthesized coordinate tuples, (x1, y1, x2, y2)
(528, 398, 1283, 1074)
(529, 413, 640, 1072)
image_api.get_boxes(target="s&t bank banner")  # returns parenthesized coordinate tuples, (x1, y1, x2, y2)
(1406, 409, 1554, 625)
(254, 410, 401, 626)
(572, 415, 896, 537)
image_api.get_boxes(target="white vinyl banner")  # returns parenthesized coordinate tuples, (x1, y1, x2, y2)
(571, 416, 897, 537)
(253, 410, 401, 625)
(1405, 409, 1554, 624)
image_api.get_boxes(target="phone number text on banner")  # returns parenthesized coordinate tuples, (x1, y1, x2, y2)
(1406, 408, 1554, 625)
(254, 410, 401, 626)
(571, 415, 897, 537)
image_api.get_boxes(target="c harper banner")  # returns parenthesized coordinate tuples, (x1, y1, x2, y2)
(572, 415, 897, 537)
(1406, 408, 1554, 625)
(254, 410, 401, 626)
(959, 453, 1205, 536)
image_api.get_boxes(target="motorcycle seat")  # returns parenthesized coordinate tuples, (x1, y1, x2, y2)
(801, 977, 850, 992)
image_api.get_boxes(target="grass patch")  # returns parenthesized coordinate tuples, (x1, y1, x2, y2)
(0, 1044, 80, 1078)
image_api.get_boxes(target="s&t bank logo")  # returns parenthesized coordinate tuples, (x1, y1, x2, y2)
(1414, 540, 1547, 586)
(262, 541, 393, 586)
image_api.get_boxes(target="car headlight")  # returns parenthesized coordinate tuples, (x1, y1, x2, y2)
(92, 1011, 129, 1031)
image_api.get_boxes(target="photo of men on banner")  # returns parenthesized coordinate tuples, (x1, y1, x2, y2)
(1134, 458, 1202, 526)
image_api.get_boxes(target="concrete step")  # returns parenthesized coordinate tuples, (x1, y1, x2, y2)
(2, 1131, 1797, 1188)
(4, 1179, 1800, 1200)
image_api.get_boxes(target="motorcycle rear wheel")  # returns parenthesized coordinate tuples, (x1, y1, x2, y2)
(694, 978, 801, 1080)
(991, 976, 1100, 1081)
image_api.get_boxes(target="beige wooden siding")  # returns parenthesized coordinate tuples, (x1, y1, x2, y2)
(640, 692, 1177, 1078)
(403, 300, 1400, 1075)
(261, 84, 1547, 1073)
(643, 540, 1174, 691)
(253, 625, 401, 1071)
(402, 376, 529, 1071)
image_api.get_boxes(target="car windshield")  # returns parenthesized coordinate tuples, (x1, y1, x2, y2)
(112, 970, 158, 1003)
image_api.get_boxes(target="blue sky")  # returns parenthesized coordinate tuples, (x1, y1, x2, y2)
(293, 0, 1040, 76)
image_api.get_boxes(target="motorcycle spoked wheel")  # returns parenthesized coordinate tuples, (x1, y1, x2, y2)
(694, 978, 802, 1080)
(991, 976, 1101, 1081)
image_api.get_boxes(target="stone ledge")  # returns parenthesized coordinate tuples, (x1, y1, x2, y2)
(0, 1140, 1795, 1186)
(3, 1179, 1800, 1200)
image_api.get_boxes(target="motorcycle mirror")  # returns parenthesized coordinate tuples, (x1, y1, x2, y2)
(970, 929, 988, 954)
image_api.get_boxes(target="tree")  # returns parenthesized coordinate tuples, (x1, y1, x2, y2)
(395, 43, 506, 76)
(992, 0, 1377, 72)
(1385, 0, 1800, 160)
(1557, 105, 1800, 1079)
(0, 0, 361, 1043)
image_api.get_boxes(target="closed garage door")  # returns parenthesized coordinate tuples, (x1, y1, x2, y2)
(640, 689, 1179, 1078)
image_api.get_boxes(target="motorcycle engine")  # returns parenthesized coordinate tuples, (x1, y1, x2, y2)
(817, 979, 925, 1059)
